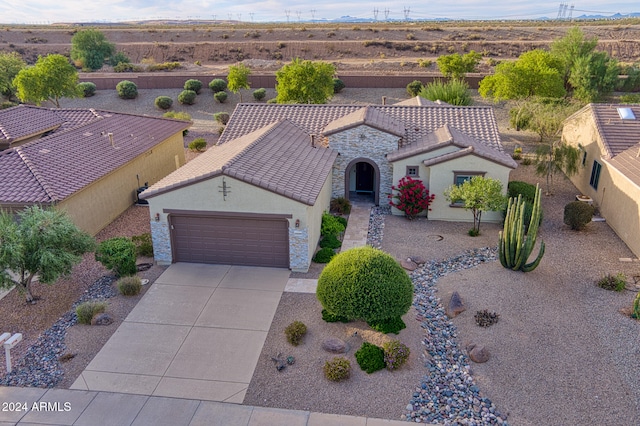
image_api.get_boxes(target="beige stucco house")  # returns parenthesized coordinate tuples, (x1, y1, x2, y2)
(562, 103, 640, 258)
(142, 102, 516, 272)
(0, 105, 189, 235)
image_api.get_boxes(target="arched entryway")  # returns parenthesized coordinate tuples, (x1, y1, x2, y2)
(344, 158, 380, 205)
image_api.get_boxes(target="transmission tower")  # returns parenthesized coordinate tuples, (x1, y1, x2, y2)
(373, 8, 379, 20)
(568, 4, 574, 19)
(403, 7, 411, 20)
(310, 9, 317, 20)
(296, 10, 302, 21)
(384, 8, 390, 20)
(285, 10, 291, 23)
(237, 13, 242, 21)
(228, 13, 233, 21)
(249, 12, 254, 22)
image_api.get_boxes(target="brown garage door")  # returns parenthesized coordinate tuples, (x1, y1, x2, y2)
(170, 214, 289, 268)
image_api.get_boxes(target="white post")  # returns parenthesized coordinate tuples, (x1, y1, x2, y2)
(2, 333, 22, 373)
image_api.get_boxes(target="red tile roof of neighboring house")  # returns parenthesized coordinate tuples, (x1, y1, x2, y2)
(0, 106, 190, 205)
(219, 104, 503, 152)
(323, 106, 406, 137)
(606, 143, 640, 187)
(0, 105, 65, 148)
(142, 119, 338, 206)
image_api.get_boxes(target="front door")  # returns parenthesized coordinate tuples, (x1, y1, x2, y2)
(356, 162, 374, 192)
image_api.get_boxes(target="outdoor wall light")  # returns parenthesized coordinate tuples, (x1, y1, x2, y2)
(155, 213, 160, 222)
(295, 219, 300, 228)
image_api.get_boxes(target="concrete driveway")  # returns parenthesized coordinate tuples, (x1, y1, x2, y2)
(71, 263, 290, 403)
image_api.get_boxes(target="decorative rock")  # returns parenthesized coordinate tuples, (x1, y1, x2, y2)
(446, 291, 466, 318)
(140, 279, 150, 286)
(401, 259, 418, 271)
(322, 337, 348, 354)
(469, 345, 490, 363)
(411, 255, 427, 265)
(91, 313, 113, 326)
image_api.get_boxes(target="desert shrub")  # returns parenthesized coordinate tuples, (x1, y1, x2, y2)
(178, 89, 197, 105)
(116, 80, 138, 99)
(512, 147, 523, 160)
(109, 51, 130, 66)
(509, 106, 533, 130)
(319, 234, 342, 249)
(76, 301, 107, 325)
(267, 98, 278, 104)
(214, 91, 228, 103)
(367, 316, 406, 334)
(508, 181, 537, 202)
(382, 340, 410, 370)
(419, 79, 472, 106)
(132, 233, 154, 257)
(333, 78, 345, 93)
(620, 93, 640, 104)
(183, 78, 203, 94)
(632, 292, 640, 319)
(188, 137, 207, 152)
(313, 247, 336, 264)
(330, 197, 351, 214)
(521, 157, 532, 166)
(321, 308, 350, 323)
(355, 342, 386, 374)
(335, 216, 347, 228)
(253, 88, 267, 101)
(564, 201, 594, 230)
(163, 111, 191, 121)
(117, 275, 142, 296)
(1, 101, 17, 110)
(213, 111, 230, 125)
(154, 95, 173, 110)
(78, 81, 96, 97)
(316, 246, 413, 323)
(113, 63, 143, 72)
(597, 273, 627, 292)
(321, 212, 345, 237)
(324, 357, 351, 381)
(406, 80, 424, 97)
(95, 237, 137, 277)
(284, 321, 307, 346)
(209, 78, 227, 93)
(147, 61, 182, 71)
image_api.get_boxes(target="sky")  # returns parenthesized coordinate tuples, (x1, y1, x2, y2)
(0, 0, 638, 24)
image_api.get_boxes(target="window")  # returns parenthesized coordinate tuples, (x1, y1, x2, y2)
(406, 166, 419, 177)
(589, 161, 602, 189)
(581, 150, 587, 166)
(453, 171, 485, 186)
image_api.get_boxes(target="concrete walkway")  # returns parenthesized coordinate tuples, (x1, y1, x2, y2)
(340, 204, 371, 251)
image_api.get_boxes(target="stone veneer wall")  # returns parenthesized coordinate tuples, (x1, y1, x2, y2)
(328, 125, 399, 203)
(150, 220, 172, 265)
(289, 227, 310, 272)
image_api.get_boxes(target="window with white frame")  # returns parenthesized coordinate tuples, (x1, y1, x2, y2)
(406, 166, 419, 177)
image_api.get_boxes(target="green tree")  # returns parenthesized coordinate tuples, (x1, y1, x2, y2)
(0, 206, 95, 303)
(227, 63, 251, 102)
(569, 51, 619, 102)
(0, 52, 26, 98)
(550, 26, 598, 90)
(436, 51, 482, 79)
(13, 54, 81, 108)
(444, 176, 506, 235)
(275, 58, 336, 104)
(70, 29, 115, 70)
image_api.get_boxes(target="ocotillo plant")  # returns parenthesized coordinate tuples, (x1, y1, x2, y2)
(498, 184, 545, 272)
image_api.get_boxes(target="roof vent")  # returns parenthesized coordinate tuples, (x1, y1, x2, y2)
(617, 107, 636, 120)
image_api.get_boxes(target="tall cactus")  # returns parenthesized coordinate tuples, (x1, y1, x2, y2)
(498, 184, 545, 272)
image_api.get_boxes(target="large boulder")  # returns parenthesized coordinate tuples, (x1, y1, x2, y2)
(446, 291, 466, 318)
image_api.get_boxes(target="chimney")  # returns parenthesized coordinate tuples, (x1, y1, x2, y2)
(382, 96, 387, 105)
(310, 134, 315, 148)
(108, 132, 114, 147)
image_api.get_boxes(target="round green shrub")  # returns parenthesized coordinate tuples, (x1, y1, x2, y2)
(116, 80, 138, 99)
(95, 236, 137, 277)
(284, 321, 307, 346)
(316, 246, 413, 323)
(507, 181, 537, 203)
(323, 357, 351, 381)
(184, 78, 203, 94)
(188, 137, 207, 152)
(178, 89, 197, 105)
(382, 340, 410, 371)
(319, 234, 342, 249)
(214, 91, 228, 103)
(313, 247, 336, 264)
(117, 276, 142, 296)
(406, 80, 424, 97)
(335, 216, 347, 228)
(354, 342, 386, 374)
(213, 111, 230, 125)
(209, 78, 227, 93)
(253, 88, 267, 101)
(154, 95, 173, 110)
(132, 233, 153, 257)
(109, 51, 130, 66)
(333, 78, 345, 93)
(564, 201, 594, 230)
(76, 301, 107, 325)
(78, 81, 96, 97)
(321, 212, 345, 237)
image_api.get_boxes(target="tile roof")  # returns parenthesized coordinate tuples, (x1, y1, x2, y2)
(386, 124, 517, 168)
(393, 96, 449, 106)
(322, 106, 406, 137)
(606, 143, 640, 187)
(219, 104, 502, 151)
(142, 119, 337, 206)
(585, 104, 640, 157)
(0, 105, 65, 148)
(0, 106, 190, 204)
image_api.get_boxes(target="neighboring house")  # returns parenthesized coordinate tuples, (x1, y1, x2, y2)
(562, 103, 640, 258)
(142, 102, 516, 272)
(0, 105, 189, 235)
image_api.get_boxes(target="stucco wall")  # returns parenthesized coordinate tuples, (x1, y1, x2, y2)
(564, 113, 640, 258)
(306, 173, 332, 265)
(57, 132, 185, 235)
(328, 125, 399, 203)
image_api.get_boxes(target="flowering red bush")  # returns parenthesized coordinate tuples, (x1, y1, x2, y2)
(389, 176, 435, 220)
